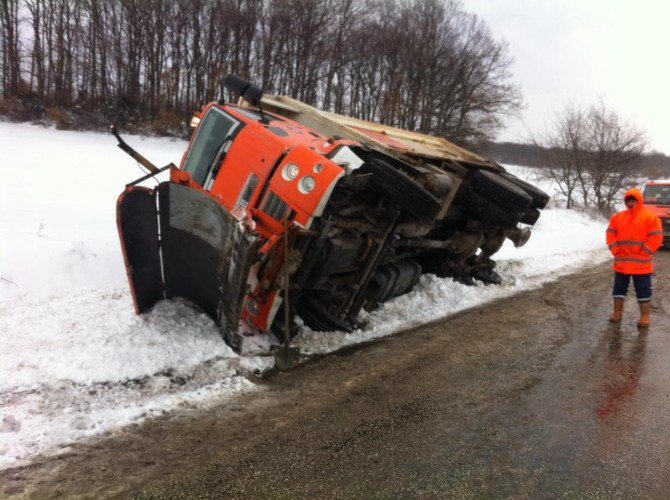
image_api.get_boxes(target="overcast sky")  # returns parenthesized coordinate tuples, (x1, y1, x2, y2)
(463, 0, 670, 155)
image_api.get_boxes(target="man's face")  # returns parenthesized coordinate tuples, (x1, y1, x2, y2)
(625, 197, 638, 209)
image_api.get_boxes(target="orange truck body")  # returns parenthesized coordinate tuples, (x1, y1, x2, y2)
(116, 77, 550, 351)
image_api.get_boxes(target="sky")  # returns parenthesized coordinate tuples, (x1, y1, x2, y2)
(463, 0, 670, 155)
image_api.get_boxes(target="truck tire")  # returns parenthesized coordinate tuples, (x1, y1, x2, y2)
(297, 296, 352, 332)
(500, 172, 550, 209)
(471, 170, 532, 212)
(466, 187, 524, 229)
(520, 207, 541, 225)
(366, 157, 441, 220)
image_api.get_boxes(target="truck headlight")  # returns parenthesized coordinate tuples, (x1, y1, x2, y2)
(299, 176, 316, 194)
(282, 163, 300, 180)
(247, 298, 260, 316)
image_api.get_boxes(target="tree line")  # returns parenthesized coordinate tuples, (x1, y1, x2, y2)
(0, 0, 521, 142)
(481, 143, 669, 177)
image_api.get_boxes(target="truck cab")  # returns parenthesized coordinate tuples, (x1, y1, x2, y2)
(180, 102, 350, 238)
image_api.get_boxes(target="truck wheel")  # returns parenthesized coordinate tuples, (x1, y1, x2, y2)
(366, 157, 441, 220)
(500, 172, 550, 209)
(471, 170, 532, 212)
(466, 188, 524, 229)
(297, 296, 352, 332)
(520, 207, 541, 225)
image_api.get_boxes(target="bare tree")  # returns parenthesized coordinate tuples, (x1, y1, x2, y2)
(584, 101, 647, 212)
(536, 101, 647, 212)
(1, 0, 22, 97)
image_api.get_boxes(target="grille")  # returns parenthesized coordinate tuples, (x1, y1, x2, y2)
(262, 191, 289, 221)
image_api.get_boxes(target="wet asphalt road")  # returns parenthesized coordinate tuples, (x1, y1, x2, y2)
(3, 252, 670, 498)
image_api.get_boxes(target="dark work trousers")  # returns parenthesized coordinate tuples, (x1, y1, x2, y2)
(612, 272, 653, 302)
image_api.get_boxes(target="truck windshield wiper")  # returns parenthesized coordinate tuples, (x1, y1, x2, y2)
(209, 138, 231, 174)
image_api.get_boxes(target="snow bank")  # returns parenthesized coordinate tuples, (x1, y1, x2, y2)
(0, 123, 609, 470)
(0, 122, 180, 299)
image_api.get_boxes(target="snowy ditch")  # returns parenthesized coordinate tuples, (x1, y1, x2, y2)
(0, 122, 610, 469)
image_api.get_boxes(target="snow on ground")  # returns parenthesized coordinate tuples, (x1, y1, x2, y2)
(0, 122, 609, 469)
(0, 122, 181, 299)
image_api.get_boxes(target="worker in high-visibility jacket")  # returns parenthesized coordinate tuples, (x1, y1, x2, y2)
(606, 188, 663, 328)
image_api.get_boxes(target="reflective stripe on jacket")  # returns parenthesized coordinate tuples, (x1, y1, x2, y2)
(606, 188, 663, 274)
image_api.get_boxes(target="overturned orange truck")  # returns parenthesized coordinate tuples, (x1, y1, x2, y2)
(116, 75, 549, 351)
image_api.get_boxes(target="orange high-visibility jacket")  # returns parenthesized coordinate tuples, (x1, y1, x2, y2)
(606, 188, 663, 274)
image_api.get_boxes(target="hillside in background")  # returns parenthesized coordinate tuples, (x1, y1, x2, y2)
(478, 141, 670, 178)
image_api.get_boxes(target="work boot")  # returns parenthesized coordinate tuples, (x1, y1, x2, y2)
(637, 301, 651, 329)
(609, 297, 624, 323)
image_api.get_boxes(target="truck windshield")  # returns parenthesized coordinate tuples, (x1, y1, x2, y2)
(644, 185, 670, 205)
(183, 107, 240, 185)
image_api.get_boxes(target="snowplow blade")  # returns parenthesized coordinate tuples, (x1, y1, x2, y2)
(117, 182, 259, 340)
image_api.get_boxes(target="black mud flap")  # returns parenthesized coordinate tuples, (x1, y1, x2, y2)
(117, 182, 259, 347)
(116, 187, 163, 313)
